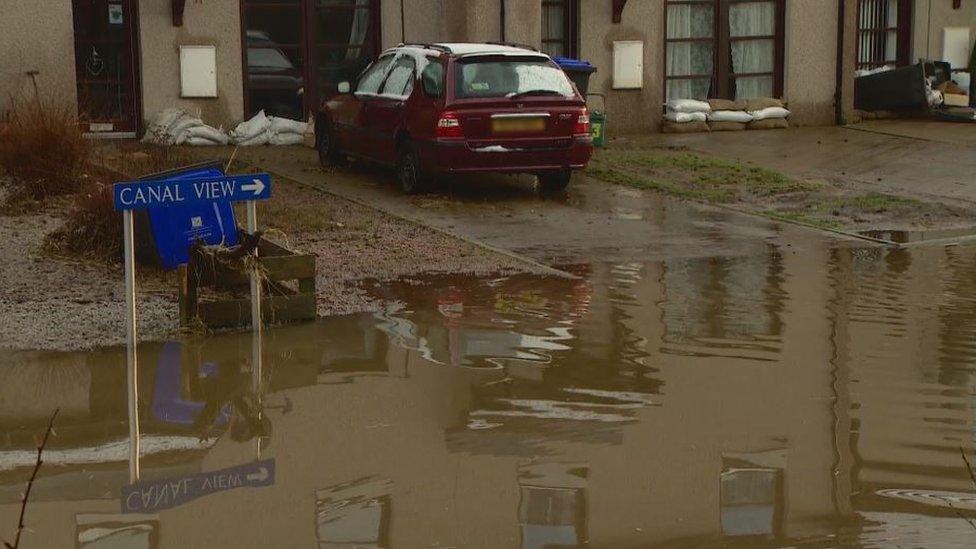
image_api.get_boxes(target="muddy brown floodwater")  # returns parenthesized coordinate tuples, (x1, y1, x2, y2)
(3, 231, 976, 548)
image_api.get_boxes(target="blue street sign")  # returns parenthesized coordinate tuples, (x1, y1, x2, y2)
(113, 173, 272, 211)
(121, 459, 275, 513)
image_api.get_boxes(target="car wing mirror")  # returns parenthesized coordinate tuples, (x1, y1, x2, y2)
(338, 81, 351, 94)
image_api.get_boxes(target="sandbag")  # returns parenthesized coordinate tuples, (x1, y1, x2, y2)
(168, 115, 204, 139)
(186, 125, 230, 145)
(664, 111, 707, 123)
(661, 120, 710, 133)
(185, 136, 225, 146)
(748, 118, 789, 130)
(708, 98, 747, 111)
(236, 132, 270, 146)
(708, 110, 753, 123)
(708, 121, 747, 131)
(141, 109, 192, 145)
(744, 97, 785, 111)
(268, 116, 309, 135)
(231, 110, 271, 142)
(749, 106, 791, 120)
(665, 99, 711, 113)
(268, 132, 305, 146)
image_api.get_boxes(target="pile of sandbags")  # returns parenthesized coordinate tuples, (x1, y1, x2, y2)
(662, 99, 711, 133)
(662, 97, 791, 133)
(230, 110, 309, 146)
(141, 109, 230, 146)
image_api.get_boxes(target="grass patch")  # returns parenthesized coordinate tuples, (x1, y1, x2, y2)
(0, 97, 92, 203)
(587, 149, 813, 203)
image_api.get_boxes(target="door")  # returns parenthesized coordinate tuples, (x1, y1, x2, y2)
(364, 54, 415, 164)
(72, 0, 141, 134)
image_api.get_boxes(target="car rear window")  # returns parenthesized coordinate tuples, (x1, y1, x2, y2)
(454, 57, 575, 99)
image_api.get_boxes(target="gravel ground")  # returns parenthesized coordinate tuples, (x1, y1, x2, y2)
(0, 173, 533, 351)
(0, 188, 178, 351)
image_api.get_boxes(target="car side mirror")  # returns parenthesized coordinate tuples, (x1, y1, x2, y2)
(338, 81, 351, 94)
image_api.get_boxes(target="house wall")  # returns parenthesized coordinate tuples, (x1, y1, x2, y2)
(579, 0, 666, 134)
(137, 0, 245, 130)
(0, 1, 78, 115)
(785, 1, 840, 126)
(913, 0, 976, 67)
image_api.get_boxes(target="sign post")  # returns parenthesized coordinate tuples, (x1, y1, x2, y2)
(114, 172, 273, 484)
(246, 199, 263, 459)
(122, 210, 139, 484)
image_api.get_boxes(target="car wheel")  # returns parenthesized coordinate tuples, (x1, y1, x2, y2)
(537, 170, 571, 193)
(396, 142, 425, 194)
(317, 123, 341, 168)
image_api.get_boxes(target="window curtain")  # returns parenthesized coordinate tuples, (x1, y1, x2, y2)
(729, 1, 775, 99)
(542, 3, 566, 57)
(666, 3, 714, 100)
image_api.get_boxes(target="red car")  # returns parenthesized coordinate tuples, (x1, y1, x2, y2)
(315, 42, 594, 194)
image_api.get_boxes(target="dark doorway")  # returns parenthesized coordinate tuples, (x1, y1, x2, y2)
(72, 0, 142, 134)
(241, 0, 381, 121)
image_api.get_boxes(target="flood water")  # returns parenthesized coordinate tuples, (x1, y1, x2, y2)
(4, 238, 976, 547)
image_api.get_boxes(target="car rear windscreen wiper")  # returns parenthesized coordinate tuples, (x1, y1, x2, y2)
(506, 89, 564, 99)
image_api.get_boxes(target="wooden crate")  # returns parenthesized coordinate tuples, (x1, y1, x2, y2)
(178, 237, 316, 329)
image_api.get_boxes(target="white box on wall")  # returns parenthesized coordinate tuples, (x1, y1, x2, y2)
(942, 27, 972, 69)
(613, 41, 644, 90)
(180, 45, 218, 98)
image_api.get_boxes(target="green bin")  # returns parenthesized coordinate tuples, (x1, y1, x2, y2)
(587, 93, 607, 148)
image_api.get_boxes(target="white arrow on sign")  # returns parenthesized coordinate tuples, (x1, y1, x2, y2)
(247, 467, 269, 482)
(242, 178, 265, 196)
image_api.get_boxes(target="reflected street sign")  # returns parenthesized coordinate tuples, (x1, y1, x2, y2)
(121, 459, 275, 513)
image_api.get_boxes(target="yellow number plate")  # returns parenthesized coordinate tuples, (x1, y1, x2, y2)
(491, 117, 546, 133)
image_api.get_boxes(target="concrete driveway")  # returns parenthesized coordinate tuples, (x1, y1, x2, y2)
(215, 146, 855, 268)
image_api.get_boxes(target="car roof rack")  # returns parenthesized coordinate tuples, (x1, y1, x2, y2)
(483, 41, 539, 52)
(397, 43, 452, 53)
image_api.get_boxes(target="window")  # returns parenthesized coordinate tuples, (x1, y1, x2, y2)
(421, 57, 445, 98)
(856, 0, 912, 70)
(380, 55, 416, 97)
(455, 58, 576, 99)
(541, 0, 580, 58)
(665, 0, 785, 101)
(241, 0, 380, 119)
(355, 54, 394, 95)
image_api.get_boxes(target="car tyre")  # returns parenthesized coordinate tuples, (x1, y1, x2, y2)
(396, 142, 425, 195)
(317, 122, 342, 168)
(537, 170, 571, 194)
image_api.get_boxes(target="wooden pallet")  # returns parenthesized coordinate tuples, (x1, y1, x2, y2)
(178, 237, 316, 329)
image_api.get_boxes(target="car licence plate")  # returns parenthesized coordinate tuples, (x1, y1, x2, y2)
(491, 117, 546, 133)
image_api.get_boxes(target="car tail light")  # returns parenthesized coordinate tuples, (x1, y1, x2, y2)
(573, 109, 590, 136)
(436, 111, 463, 139)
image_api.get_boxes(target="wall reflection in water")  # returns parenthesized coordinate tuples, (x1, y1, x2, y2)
(3, 241, 976, 546)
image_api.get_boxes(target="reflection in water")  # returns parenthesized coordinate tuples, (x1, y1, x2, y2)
(3, 241, 976, 546)
(315, 477, 392, 549)
(518, 463, 588, 549)
(76, 513, 158, 549)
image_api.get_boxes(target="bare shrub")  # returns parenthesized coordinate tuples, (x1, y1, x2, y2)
(46, 147, 194, 261)
(0, 98, 91, 200)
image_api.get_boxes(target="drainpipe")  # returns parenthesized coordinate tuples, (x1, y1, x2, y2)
(400, 0, 406, 42)
(500, 0, 506, 42)
(835, 0, 846, 125)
